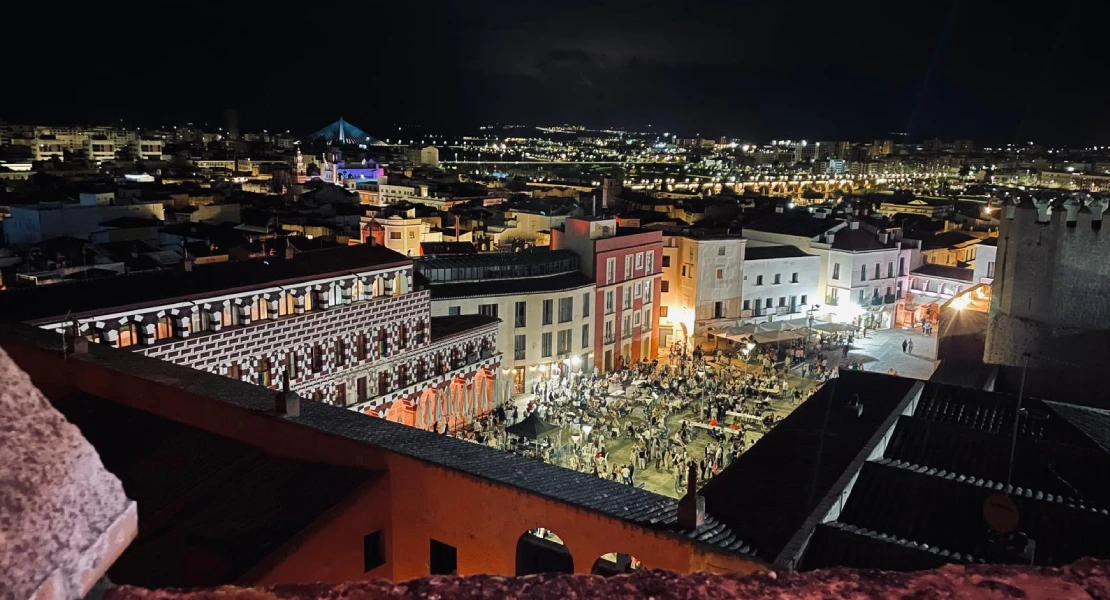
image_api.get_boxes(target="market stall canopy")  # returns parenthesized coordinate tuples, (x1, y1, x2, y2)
(709, 323, 760, 343)
(506, 413, 560, 439)
(756, 321, 801, 333)
(811, 321, 855, 333)
(753, 329, 805, 344)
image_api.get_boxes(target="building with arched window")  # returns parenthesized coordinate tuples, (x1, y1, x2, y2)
(8, 243, 502, 428)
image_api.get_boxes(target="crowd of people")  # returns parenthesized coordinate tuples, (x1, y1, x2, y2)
(446, 338, 833, 496)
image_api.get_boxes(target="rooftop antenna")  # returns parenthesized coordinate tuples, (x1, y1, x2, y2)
(1005, 352, 1032, 494)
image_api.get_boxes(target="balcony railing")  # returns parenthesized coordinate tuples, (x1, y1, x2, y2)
(824, 296, 839, 307)
(603, 335, 615, 345)
(870, 296, 883, 307)
(884, 293, 896, 305)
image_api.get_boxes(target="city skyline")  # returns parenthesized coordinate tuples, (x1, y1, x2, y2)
(3, 0, 1109, 144)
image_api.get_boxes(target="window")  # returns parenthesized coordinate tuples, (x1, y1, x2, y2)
(156, 316, 173, 340)
(634, 311, 641, 326)
(408, 230, 416, 239)
(605, 290, 614, 314)
(250, 297, 268, 322)
(643, 280, 652, 302)
(604, 320, 614, 342)
(885, 286, 892, 298)
(190, 311, 210, 334)
(117, 323, 138, 348)
(623, 286, 632, 309)
(514, 334, 526, 360)
(624, 255, 632, 279)
(390, 231, 402, 240)
(791, 272, 799, 283)
(582, 292, 591, 318)
(606, 258, 616, 284)
(312, 344, 323, 373)
(717, 268, 724, 280)
(874, 264, 881, 279)
(335, 337, 346, 366)
(557, 329, 571, 354)
(645, 251, 654, 274)
(363, 532, 385, 572)
(681, 265, 687, 277)
(660, 306, 669, 317)
(336, 383, 347, 405)
(397, 323, 407, 350)
(448, 306, 461, 316)
(661, 280, 669, 293)
(287, 350, 299, 379)
(887, 262, 894, 278)
(430, 540, 457, 576)
(860, 265, 867, 281)
(718, 246, 726, 256)
(899, 256, 906, 276)
(801, 294, 808, 305)
(987, 261, 995, 278)
(515, 301, 527, 327)
(478, 303, 498, 318)
(357, 376, 367, 402)
(581, 324, 590, 349)
(634, 282, 642, 298)
(542, 299, 554, 325)
(754, 298, 762, 314)
(773, 273, 781, 284)
(858, 289, 866, 304)
(766, 297, 773, 310)
(541, 332, 552, 357)
(714, 301, 724, 318)
(643, 307, 651, 328)
(662, 255, 671, 268)
(832, 263, 840, 280)
(755, 275, 763, 286)
(779, 297, 786, 307)
(623, 314, 631, 336)
(635, 252, 643, 269)
(558, 297, 573, 323)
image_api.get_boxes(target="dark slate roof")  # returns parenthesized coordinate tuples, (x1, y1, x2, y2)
(829, 227, 896, 251)
(0, 321, 757, 563)
(799, 382, 1110, 571)
(910, 263, 974, 282)
(430, 314, 499, 340)
(418, 248, 580, 271)
(430, 272, 595, 299)
(743, 245, 815, 261)
(908, 230, 980, 250)
(979, 237, 998, 247)
(700, 371, 918, 560)
(744, 213, 841, 239)
(50, 391, 373, 588)
(0, 243, 410, 322)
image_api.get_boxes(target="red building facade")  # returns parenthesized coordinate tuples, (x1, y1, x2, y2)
(552, 217, 662, 372)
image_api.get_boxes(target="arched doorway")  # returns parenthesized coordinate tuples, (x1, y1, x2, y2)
(515, 528, 573, 575)
(590, 552, 642, 576)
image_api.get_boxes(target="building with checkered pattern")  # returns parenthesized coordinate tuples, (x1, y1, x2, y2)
(2, 240, 503, 430)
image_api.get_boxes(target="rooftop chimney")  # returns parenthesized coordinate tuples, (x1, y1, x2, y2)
(677, 462, 705, 529)
(275, 371, 300, 417)
(849, 220, 860, 230)
(879, 231, 890, 244)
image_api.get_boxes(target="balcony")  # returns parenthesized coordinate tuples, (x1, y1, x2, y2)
(884, 293, 896, 305)
(870, 296, 883, 307)
(603, 335, 615, 345)
(824, 296, 839, 307)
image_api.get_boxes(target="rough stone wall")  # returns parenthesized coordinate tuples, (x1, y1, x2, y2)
(104, 558, 1110, 600)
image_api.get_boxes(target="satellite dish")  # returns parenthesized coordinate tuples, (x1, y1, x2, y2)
(984, 494, 1019, 533)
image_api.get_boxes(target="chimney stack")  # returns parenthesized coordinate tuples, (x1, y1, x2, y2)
(677, 462, 706, 529)
(275, 371, 300, 417)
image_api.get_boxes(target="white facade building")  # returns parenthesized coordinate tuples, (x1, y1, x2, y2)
(740, 245, 821, 322)
(659, 233, 746, 347)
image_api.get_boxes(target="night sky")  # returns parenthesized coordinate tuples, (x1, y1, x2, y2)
(3, 0, 1107, 144)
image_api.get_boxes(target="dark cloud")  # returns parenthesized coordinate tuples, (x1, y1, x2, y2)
(1, 0, 1108, 144)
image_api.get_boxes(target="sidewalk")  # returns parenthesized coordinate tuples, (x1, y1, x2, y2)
(834, 327, 938, 380)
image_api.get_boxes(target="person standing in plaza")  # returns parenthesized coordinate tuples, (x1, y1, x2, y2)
(907, 339, 915, 355)
(902, 339, 908, 353)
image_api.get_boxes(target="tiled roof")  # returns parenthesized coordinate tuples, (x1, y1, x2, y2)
(908, 230, 980, 250)
(429, 272, 595, 299)
(829, 228, 896, 251)
(0, 322, 756, 561)
(0, 243, 411, 322)
(50, 391, 372, 588)
(744, 213, 841, 239)
(700, 371, 918, 560)
(743, 245, 815, 261)
(911, 263, 974, 282)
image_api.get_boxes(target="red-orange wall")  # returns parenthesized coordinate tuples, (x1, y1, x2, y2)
(6, 340, 763, 584)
